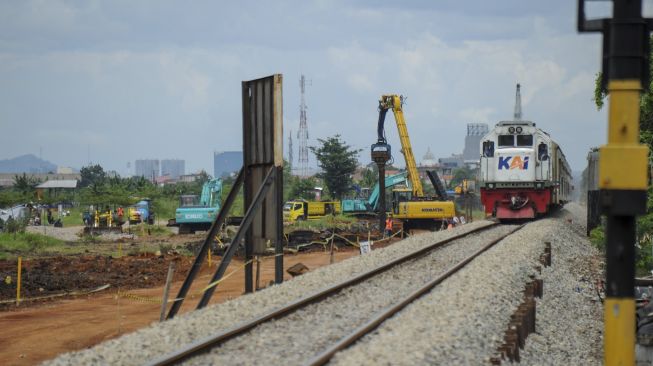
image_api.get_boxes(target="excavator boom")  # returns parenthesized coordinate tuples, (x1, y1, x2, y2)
(377, 95, 424, 197)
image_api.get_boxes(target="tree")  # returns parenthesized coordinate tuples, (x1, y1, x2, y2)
(79, 164, 106, 188)
(359, 166, 377, 189)
(449, 166, 475, 189)
(13, 173, 40, 195)
(309, 135, 361, 200)
(593, 35, 653, 275)
(289, 177, 317, 200)
(196, 170, 211, 185)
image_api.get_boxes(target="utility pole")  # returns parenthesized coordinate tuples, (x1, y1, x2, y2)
(578, 1, 651, 364)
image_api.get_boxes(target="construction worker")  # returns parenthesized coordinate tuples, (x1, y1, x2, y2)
(117, 206, 124, 222)
(385, 216, 393, 238)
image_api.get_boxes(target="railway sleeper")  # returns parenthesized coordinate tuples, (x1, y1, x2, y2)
(491, 244, 550, 364)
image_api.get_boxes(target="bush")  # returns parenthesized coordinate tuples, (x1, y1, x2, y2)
(589, 226, 605, 252)
(5, 217, 27, 234)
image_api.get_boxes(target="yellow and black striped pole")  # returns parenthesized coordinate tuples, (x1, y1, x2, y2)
(601, 78, 647, 365)
(578, 0, 651, 364)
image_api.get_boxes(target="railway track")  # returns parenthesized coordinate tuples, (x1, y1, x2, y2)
(147, 223, 524, 366)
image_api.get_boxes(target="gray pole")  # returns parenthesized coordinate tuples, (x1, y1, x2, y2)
(377, 164, 386, 232)
(160, 262, 175, 322)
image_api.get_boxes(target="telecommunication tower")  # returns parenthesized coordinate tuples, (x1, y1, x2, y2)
(297, 75, 310, 177)
(288, 129, 293, 172)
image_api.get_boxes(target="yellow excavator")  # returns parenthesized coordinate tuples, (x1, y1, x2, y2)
(372, 94, 455, 231)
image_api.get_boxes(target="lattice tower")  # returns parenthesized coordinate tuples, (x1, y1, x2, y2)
(297, 75, 310, 177)
(288, 129, 293, 173)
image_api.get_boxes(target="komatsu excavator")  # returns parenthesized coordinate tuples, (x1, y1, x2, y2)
(372, 94, 455, 231)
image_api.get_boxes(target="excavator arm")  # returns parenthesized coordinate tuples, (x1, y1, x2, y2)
(376, 95, 424, 197)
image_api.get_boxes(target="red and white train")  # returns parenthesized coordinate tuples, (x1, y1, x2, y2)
(479, 85, 572, 219)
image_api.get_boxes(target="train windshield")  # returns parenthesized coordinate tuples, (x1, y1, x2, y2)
(517, 135, 533, 146)
(498, 135, 514, 147)
(283, 203, 292, 211)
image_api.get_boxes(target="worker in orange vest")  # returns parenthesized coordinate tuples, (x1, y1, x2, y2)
(117, 207, 124, 222)
(385, 216, 393, 238)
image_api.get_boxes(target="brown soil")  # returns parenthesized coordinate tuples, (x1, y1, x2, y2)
(0, 254, 194, 303)
(0, 248, 362, 366)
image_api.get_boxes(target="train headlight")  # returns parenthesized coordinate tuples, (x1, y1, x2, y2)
(508, 127, 515, 133)
(516, 126, 523, 133)
(488, 183, 495, 189)
(535, 182, 543, 189)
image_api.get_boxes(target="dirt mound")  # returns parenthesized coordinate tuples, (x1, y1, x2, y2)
(0, 254, 193, 303)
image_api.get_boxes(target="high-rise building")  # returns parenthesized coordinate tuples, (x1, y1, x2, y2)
(161, 159, 185, 179)
(214, 151, 242, 178)
(463, 123, 489, 162)
(135, 159, 160, 180)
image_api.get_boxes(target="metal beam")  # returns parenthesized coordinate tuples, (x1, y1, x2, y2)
(196, 167, 276, 309)
(166, 167, 245, 319)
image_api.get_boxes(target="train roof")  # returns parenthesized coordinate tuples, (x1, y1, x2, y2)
(496, 120, 536, 127)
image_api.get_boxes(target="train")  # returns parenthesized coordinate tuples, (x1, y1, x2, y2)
(478, 84, 572, 220)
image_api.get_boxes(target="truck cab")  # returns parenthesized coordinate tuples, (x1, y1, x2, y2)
(283, 200, 341, 223)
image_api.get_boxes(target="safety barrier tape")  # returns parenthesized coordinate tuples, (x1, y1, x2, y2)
(117, 256, 286, 304)
(0, 284, 111, 304)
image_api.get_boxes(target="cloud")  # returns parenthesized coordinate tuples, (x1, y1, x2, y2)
(0, 1, 607, 173)
(460, 107, 496, 122)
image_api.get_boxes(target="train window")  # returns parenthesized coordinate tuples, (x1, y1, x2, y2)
(538, 143, 549, 161)
(482, 141, 495, 157)
(498, 135, 514, 147)
(517, 134, 533, 146)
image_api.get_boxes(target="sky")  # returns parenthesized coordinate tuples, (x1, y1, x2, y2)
(0, 0, 616, 176)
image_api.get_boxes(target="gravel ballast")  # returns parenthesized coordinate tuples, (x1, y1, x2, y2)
(45, 205, 604, 365)
(331, 204, 602, 365)
(183, 225, 518, 365)
(519, 203, 603, 365)
(45, 220, 493, 365)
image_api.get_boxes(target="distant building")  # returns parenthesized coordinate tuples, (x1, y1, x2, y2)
(155, 175, 175, 186)
(135, 159, 160, 180)
(161, 159, 185, 179)
(214, 151, 242, 178)
(420, 147, 437, 167)
(179, 173, 204, 183)
(0, 173, 81, 188)
(56, 166, 73, 174)
(438, 154, 464, 169)
(463, 123, 489, 162)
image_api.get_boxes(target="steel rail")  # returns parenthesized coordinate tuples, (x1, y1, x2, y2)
(146, 222, 500, 366)
(306, 224, 526, 366)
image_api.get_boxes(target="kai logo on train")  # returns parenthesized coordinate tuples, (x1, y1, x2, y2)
(498, 156, 529, 170)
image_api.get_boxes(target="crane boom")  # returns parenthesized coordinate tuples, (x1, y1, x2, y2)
(377, 95, 424, 197)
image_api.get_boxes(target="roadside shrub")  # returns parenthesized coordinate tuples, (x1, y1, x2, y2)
(81, 235, 99, 244)
(589, 226, 605, 252)
(158, 243, 174, 254)
(5, 217, 27, 235)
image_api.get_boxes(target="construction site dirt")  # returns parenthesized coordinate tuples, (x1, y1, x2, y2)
(0, 245, 370, 365)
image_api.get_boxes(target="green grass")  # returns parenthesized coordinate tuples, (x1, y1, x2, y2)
(153, 197, 178, 221)
(0, 232, 65, 259)
(127, 223, 174, 237)
(61, 206, 85, 227)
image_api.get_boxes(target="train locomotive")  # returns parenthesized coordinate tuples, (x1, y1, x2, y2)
(479, 85, 572, 220)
